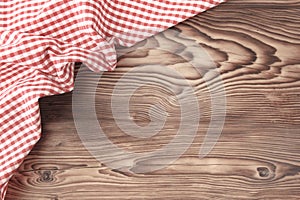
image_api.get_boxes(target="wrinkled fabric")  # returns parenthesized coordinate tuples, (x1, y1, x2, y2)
(0, 0, 225, 198)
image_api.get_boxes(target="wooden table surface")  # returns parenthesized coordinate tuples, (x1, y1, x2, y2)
(6, 1, 300, 199)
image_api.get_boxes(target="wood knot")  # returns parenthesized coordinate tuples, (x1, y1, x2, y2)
(257, 167, 270, 178)
(40, 170, 54, 182)
(50, 196, 59, 200)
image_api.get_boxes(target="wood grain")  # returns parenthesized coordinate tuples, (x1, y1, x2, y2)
(6, 0, 300, 199)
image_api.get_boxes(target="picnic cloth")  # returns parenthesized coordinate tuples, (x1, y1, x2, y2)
(0, 0, 225, 198)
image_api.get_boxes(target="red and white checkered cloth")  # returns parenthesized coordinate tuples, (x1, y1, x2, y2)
(0, 0, 225, 198)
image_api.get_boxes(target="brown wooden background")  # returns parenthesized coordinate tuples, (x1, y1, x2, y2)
(6, 0, 300, 199)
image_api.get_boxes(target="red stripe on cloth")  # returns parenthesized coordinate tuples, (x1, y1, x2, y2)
(0, 0, 226, 198)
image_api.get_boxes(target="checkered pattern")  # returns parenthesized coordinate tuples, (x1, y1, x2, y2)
(0, 0, 225, 198)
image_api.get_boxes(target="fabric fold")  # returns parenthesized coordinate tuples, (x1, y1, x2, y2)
(0, 0, 226, 198)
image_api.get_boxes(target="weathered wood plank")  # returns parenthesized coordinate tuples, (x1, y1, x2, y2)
(6, 0, 300, 199)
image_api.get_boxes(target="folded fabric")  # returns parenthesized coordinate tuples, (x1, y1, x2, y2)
(0, 0, 225, 198)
